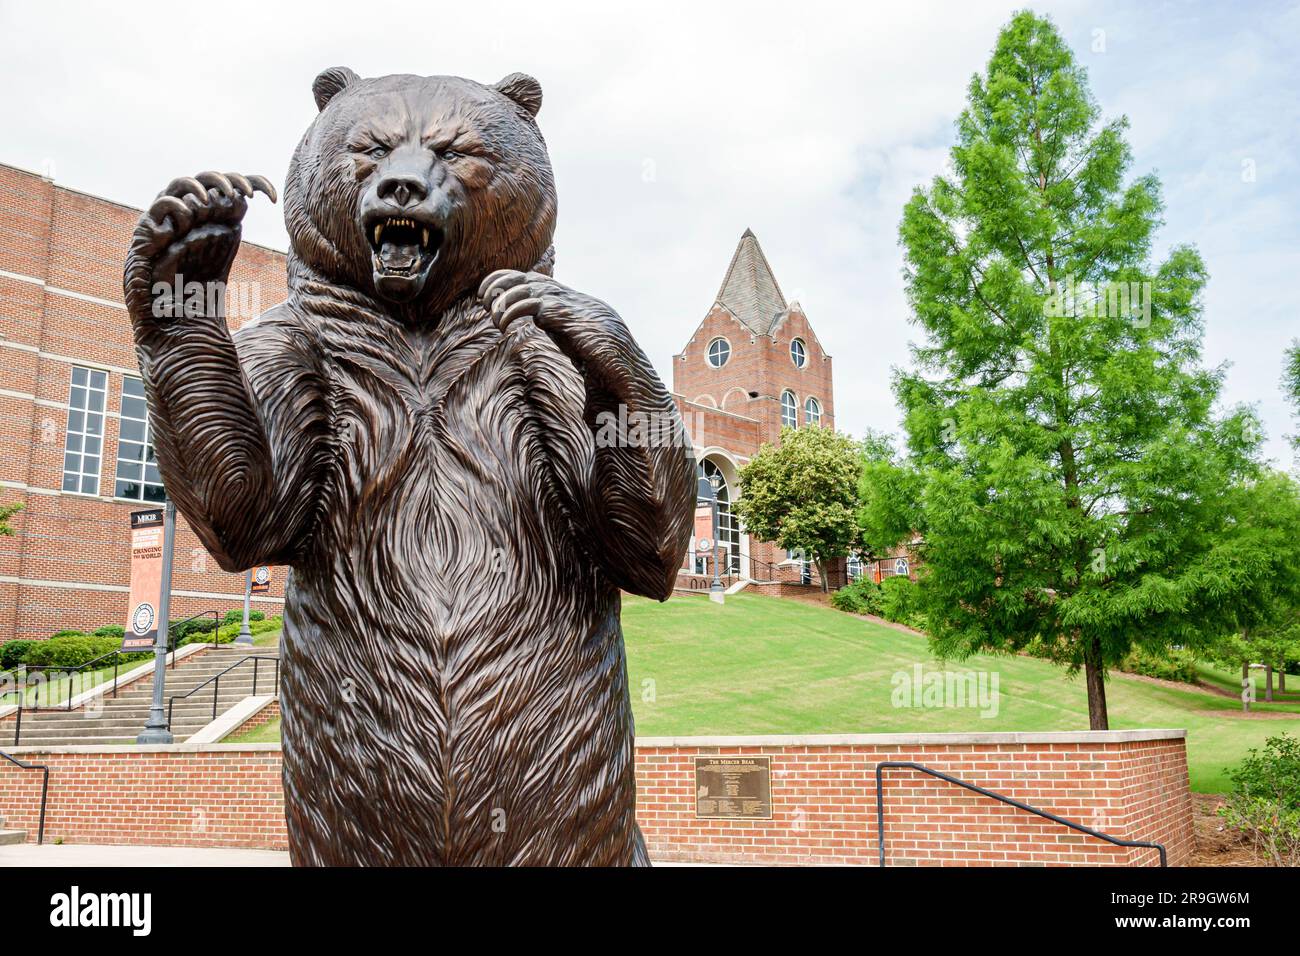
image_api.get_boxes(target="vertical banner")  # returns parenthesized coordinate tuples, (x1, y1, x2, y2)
(123, 508, 165, 651)
(694, 505, 713, 555)
(250, 565, 272, 594)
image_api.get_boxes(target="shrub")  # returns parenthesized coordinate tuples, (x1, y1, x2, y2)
(1218, 733, 1300, 866)
(24, 635, 123, 669)
(92, 624, 125, 639)
(222, 608, 265, 625)
(1118, 646, 1200, 684)
(831, 579, 884, 616)
(0, 640, 36, 670)
(879, 575, 924, 629)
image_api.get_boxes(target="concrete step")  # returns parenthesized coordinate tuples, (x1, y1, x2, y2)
(0, 829, 26, 845)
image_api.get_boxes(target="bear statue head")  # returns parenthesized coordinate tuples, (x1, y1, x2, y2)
(284, 67, 556, 316)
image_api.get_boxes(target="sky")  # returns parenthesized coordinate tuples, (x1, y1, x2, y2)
(1, 0, 1296, 466)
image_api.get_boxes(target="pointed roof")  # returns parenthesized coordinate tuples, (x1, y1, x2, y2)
(714, 229, 788, 335)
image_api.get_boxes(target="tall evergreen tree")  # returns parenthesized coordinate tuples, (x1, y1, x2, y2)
(866, 12, 1260, 728)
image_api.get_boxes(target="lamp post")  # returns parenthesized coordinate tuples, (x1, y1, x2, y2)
(137, 498, 176, 744)
(698, 472, 726, 605)
(235, 569, 255, 645)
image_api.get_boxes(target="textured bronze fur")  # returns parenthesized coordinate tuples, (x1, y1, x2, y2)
(122, 69, 695, 865)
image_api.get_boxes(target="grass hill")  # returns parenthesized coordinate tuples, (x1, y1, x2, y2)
(622, 591, 1300, 793)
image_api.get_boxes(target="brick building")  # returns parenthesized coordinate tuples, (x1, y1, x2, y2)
(0, 161, 868, 643)
(671, 229, 856, 589)
(0, 162, 288, 642)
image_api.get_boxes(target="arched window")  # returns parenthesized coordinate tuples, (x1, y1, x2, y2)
(790, 337, 807, 368)
(804, 396, 822, 426)
(780, 390, 798, 428)
(695, 459, 741, 574)
(707, 337, 731, 368)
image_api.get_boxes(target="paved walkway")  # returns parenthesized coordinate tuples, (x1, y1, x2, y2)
(0, 843, 291, 866)
(0, 843, 719, 866)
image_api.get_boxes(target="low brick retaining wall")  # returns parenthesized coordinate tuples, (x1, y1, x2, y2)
(0, 730, 1191, 865)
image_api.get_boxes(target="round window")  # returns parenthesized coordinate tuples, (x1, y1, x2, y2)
(707, 337, 731, 368)
(790, 338, 807, 368)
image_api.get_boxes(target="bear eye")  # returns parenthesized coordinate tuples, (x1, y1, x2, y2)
(441, 150, 460, 162)
(367, 145, 389, 159)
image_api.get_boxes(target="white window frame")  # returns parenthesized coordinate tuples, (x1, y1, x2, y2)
(706, 336, 731, 368)
(780, 390, 798, 429)
(61, 366, 107, 496)
(114, 375, 165, 503)
(804, 395, 822, 426)
(790, 337, 807, 368)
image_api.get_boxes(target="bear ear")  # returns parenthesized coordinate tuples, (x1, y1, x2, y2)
(494, 72, 543, 117)
(313, 67, 360, 111)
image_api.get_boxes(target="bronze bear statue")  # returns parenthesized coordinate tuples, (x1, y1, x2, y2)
(123, 68, 695, 865)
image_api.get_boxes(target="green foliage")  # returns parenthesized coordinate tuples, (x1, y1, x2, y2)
(1285, 340, 1300, 451)
(734, 426, 863, 588)
(879, 576, 924, 629)
(0, 640, 36, 670)
(24, 635, 127, 668)
(222, 609, 265, 625)
(865, 11, 1264, 728)
(92, 624, 125, 638)
(1218, 733, 1300, 865)
(1117, 646, 1200, 684)
(831, 579, 884, 616)
(0, 501, 21, 537)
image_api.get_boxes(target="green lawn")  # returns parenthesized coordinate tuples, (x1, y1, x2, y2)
(622, 592, 1300, 793)
(213, 593, 1300, 793)
(0, 662, 124, 708)
(226, 717, 282, 744)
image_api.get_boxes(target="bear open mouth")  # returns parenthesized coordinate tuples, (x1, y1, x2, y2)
(367, 215, 444, 302)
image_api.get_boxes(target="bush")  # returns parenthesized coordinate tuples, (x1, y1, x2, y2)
(92, 624, 125, 639)
(222, 609, 266, 625)
(1218, 733, 1300, 866)
(24, 634, 123, 669)
(831, 579, 884, 616)
(879, 575, 924, 629)
(1118, 646, 1200, 684)
(0, 640, 36, 670)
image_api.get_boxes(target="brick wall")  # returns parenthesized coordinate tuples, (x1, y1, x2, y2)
(0, 731, 1191, 865)
(0, 161, 290, 642)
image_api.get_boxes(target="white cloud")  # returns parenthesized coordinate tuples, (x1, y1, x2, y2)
(0, 0, 1294, 465)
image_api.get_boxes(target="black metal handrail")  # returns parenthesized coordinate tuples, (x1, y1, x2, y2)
(166, 655, 280, 731)
(0, 750, 49, 845)
(5, 610, 221, 745)
(875, 761, 1167, 867)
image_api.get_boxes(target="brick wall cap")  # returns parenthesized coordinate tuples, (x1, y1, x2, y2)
(631, 729, 1187, 748)
(187, 694, 276, 744)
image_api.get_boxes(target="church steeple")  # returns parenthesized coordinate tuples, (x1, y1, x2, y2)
(714, 229, 788, 335)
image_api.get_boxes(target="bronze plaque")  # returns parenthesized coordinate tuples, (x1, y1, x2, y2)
(694, 756, 772, 819)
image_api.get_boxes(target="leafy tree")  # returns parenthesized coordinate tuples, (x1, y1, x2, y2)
(865, 11, 1261, 728)
(0, 502, 21, 537)
(1285, 340, 1300, 452)
(1202, 473, 1300, 704)
(734, 426, 861, 592)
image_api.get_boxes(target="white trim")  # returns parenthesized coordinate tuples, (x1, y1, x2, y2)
(0, 340, 138, 377)
(0, 728, 1188, 757)
(634, 730, 1188, 747)
(0, 388, 35, 402)
(0, 269, 44, 287)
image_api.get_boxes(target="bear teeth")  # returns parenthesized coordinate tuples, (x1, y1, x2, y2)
(374, 218, 427, 248)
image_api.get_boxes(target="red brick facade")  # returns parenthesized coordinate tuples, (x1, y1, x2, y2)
(0, 731, 1192, 865)
(671, 230, 847, 587)
(0, 162, 289, 641)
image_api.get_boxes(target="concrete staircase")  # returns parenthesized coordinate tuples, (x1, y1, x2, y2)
(8, 645, 280, 748)
(0, 811, 24, 845)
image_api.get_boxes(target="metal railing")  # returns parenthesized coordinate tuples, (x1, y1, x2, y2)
(166, 655, 280, 731)
(4, 610, 221, 746)
(875, 761, 1167, 867)
(0, 750, 49, 844)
